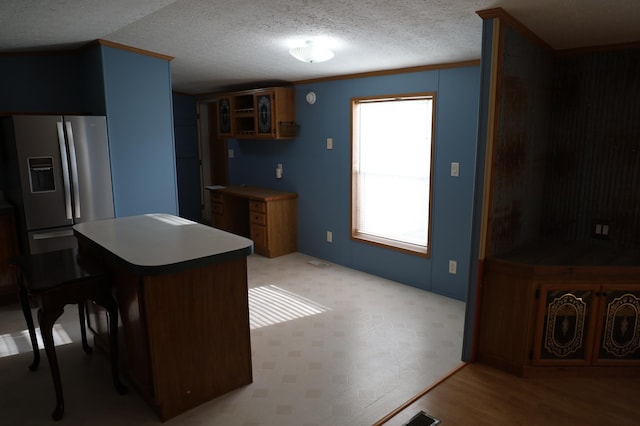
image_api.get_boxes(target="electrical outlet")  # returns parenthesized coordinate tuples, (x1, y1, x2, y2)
(326, 231, 333, 243)
(327, 138, 333, 150)
(449, 260, 457, 274)
(228, 149, 235, 158)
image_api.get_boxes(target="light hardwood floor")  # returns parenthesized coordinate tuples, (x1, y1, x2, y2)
(377, 362, 640, 426)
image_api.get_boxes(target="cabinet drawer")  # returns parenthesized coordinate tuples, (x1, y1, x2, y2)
(249, 200, 266, 213)
(250, 224, 267, 246)
(250, 212, 266, 226)
(212, 202, 224, 215)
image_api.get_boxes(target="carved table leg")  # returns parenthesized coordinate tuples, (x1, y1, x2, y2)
(18, 283, 40, 371)
(38, 306, 66, 421)
(101, 295, 128, 395)
(78, 302, 93, 354)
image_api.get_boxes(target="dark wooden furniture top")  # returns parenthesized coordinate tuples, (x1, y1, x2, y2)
(11, 248, 127, 421)
(492, 239, 640, 267)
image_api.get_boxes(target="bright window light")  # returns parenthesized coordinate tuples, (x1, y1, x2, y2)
(351, 94, 435, 256)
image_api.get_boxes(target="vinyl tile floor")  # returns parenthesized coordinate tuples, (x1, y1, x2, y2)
(0, 252, 465, 426)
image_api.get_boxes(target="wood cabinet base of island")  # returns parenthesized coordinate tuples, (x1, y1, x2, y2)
(84, 245, 253, 421)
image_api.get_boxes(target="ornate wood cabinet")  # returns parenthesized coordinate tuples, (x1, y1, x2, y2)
(477, 241, 640, 377)
(216, 87, 296, 139)
(533, 284, 640, 366)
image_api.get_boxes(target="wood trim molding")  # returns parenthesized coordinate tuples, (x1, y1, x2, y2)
(373, 362, 469, 425)
(557, 40, 640, 56)
(96, 39, 174, 61)
(477, 8, 553, 52)
(293, 59, 480, 86)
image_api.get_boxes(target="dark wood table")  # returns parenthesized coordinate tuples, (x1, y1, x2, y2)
(11, 248, 127, 420)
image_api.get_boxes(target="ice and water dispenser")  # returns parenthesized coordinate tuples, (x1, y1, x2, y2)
(28, 157, 55, 192)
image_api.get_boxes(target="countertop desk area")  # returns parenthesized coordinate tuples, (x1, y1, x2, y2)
(207, 185, 297, 258)
(74, 214, 254, 421)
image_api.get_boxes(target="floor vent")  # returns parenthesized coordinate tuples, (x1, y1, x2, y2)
(404, 411, 440, 426)
(308, 259, 329, 268)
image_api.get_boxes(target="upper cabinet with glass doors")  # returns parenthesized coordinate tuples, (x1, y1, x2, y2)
(216, 87, 297, 140)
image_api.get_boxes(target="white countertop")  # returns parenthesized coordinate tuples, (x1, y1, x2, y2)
(73, 214, 253, 273)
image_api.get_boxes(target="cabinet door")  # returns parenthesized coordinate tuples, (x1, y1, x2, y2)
(593, 286, 640, 365)
(533, 284, 600, 365)
(256, 91, 274, 137)
(217, 96, 233, 137)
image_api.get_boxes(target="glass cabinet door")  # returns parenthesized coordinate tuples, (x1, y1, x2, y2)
(594, 287, 640, 365)
(533, 284, 600, 365)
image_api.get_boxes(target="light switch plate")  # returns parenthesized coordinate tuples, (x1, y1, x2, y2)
(451, 162, 459, 177)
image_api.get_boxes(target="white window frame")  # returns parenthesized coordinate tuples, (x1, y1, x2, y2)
(350, 93, 435, 257)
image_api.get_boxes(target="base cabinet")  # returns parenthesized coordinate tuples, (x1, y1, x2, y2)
(533, 284, 640, 366)
(210, 186, 297, 258)
(478, 257, 640, 377)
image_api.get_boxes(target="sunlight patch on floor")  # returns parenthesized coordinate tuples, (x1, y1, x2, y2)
(0, 324, 73, 358)
(249, 285, 330, 329)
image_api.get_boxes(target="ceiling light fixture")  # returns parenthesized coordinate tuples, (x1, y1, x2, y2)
(289, 41, 334, 63)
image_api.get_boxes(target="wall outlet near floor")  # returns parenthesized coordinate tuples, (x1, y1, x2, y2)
(326, 231, 333, 243)
(448, 260, 457, 274)
(228, 149, 234, 158)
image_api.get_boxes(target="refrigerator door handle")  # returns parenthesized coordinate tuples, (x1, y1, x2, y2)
(32, 229, 75, 240)
(65, 121, 81, 219)
(57, 121, 73, 220)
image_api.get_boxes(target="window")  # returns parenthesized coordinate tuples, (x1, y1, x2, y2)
(351, 93, 435, 256)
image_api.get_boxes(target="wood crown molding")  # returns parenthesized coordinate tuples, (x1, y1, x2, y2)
(95, 39, 174, 61)
(476, 7, 553, 52)
(476, 7, 640, 56)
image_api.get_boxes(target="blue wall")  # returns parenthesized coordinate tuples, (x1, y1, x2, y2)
(101, 46, 178, 217)
(228, 66, 480, 301)
(0, 45, 178, 218)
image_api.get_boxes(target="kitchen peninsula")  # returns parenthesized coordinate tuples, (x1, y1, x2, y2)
(73, 214, 254, 421)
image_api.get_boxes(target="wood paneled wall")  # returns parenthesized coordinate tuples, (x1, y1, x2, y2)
(543, 49, 640, 247)
(489, 22, 640, 255)
(489, 25, 554, 256)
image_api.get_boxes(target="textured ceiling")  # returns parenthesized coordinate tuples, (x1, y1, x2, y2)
(1, 0, 639, 94)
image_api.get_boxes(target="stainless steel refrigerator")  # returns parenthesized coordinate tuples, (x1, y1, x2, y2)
(1, 115, 114, 254)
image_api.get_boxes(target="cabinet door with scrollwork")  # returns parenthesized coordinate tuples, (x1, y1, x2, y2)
(593, 286, 640, 365)
(217, 96, 233, 137)
(256, 92, 274, 136)
(533, 284, 600, 365)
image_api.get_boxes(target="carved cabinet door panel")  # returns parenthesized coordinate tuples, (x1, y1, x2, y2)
(217, 96, 233, 137)
(593, 286, 640, 365)
(532, 283, 601, 366)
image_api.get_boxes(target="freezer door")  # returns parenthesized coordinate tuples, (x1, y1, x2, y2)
(65, 116, 114, 223)
(12, 116, 73, 230)
(28, 227, 77, 254)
